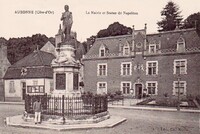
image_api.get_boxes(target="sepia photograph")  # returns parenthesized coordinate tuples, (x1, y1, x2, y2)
(0, 0, 200, 134)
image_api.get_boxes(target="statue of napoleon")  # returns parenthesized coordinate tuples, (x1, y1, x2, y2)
(61, 5, 73, 41)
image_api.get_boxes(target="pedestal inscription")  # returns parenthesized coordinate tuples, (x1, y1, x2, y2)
(56, 73, 66, 90)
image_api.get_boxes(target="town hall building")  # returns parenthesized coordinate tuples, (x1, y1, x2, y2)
(83, 24, 200, 99)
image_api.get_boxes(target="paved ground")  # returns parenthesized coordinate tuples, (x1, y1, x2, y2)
(0, 104, 199, 134)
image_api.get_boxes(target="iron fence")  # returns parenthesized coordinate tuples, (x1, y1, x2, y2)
(25, 94, 108, 117)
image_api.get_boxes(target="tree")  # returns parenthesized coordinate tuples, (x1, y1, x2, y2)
(7, 34, 49, 64)
(82, 35, 96, 53)
(97, 22, 132, 38)
(83, 22, 132, 52)
(183, 12, 200, 35)
(157, 1, 183, 32)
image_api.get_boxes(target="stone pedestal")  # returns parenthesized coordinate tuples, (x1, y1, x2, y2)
(51, 42, 81, 97)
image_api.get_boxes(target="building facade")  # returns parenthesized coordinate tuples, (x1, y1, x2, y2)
(3, 50, 55, 101)
(0, 38, 11, 101)
(83, 26, 200, 99)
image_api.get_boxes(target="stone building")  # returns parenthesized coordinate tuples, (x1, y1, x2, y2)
(3, 50, 55, 101)
(83, 25, 200, 99)
(0, 38, 11, 101)
(3, 38, 86, 101)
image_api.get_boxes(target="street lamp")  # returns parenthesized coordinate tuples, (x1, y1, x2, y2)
(176, 66, 181, 111)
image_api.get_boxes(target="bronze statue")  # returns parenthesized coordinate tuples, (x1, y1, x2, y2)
(61, 5, 73, 41)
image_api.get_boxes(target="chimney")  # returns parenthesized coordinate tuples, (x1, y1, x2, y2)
(144, 23, 147, 53)
(132, 25, 135, 53)
(144, 23, 147, 30)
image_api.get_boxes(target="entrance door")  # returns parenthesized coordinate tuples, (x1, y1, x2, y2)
(135, 84, 142, 99)
(22, 82, 26, 100)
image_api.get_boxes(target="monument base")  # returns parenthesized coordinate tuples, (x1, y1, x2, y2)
(23, 111, 110, 125)
(52, 90, 81, 97)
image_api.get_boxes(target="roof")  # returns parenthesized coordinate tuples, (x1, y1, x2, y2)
(12, 50, 55, 67)
(86, 34, 132, 56)
(40, 41, 56, 56)
(85, 28, 200, 57)
(4, 50, 55, 79)
(147, 28, 200, 49)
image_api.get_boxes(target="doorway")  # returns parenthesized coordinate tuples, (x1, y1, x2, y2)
(135, 84, 142, 99)
(21, 82, 26, 100)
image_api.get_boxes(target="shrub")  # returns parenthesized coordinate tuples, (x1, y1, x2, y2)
(156, 96, 179, 107)
(196, 95, 200, 104)
(115, 90, 122, 96)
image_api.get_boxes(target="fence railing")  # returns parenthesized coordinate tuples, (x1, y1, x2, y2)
(25, 94, 108, 117)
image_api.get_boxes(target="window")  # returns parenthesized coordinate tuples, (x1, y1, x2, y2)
(99, 45, 106, 57)
(33, 80, 38, 85)
(9, 81, 15, 93)
(97, 63, 107, 76)
(121, 82, 131, 94)
(149, 44, 156, 53)
(174, 59, 187, 74)
(146, 81, 158, 95)
(121, 62, 132, 76)
(146, 61, 158, 75)
(123, 44, 130, 55)
(177, 37, 185, 52)
(97, 82, 107, 94)
(100, 49, 105, 57)
(173, 81, 186, 95)
(119, 43, 123, 50)
(136, 43, 142, 48)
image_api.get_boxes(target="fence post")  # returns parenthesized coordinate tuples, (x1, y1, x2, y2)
(62, 95, 65, 124)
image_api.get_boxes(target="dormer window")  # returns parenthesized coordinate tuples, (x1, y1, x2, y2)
(177, 37, 185, 52)
(123, 44, 130, 56)
(99, 44, 107, 57)
(149, 44, 156, 53)
(100, 48, 105, 57)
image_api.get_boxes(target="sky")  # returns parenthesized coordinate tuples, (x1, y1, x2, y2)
(0, 0, 200, 42)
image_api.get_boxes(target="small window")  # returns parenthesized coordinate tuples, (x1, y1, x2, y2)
(149, 44, 156, 53)
(136, 43, 142, 48)
(9, 81, 15, 93)
(33, 80, 38, 85)
(100, 49, 105, 57)
(123, 44, 130, 56)
(177, 37, 185, 52)
(97, 82, 107, 94)
(99, 45, 107, 57)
